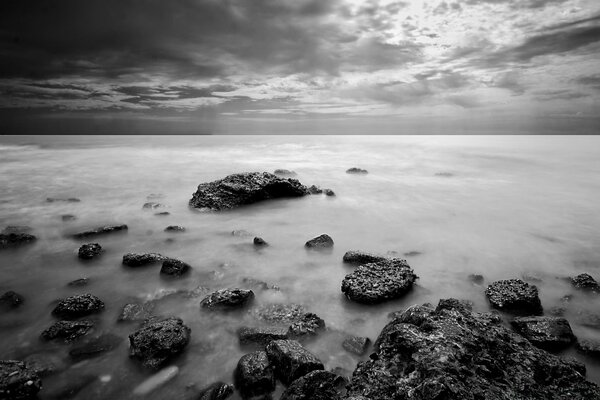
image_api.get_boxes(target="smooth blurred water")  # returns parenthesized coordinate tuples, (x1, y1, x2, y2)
(0, 135, 599, 399)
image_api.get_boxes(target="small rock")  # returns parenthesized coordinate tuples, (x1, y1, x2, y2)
(61, 214, 77, 221)
(0, 360, 42, 400)
(342, 251, 388, 265)
(47, 197, 80, 202)
(77, 243, 102, 260)
(164, 225, 185, 232)
(68, 333, 123, 360)
(308, 185, 323, 194)
(129, 317, 191, 370)
(238, 327, 289, 347)
(266, 339, 324, 385)
(41, 320, 94, 343)
(571, 273, 600, 293)
(274, 169, 297, 176)
(72, 225, 127, 239)
(485, 279, 543, 315)
(253, 237, 268, 246)
(251, 304, 306, 323)
(288, 313, 326, 339)
(280, 370, 345, 400)
(132, 365, 179, 395)
(51, 294, 104, 319)
(142, 202, 164, 209)
(201, 289, 254, 310)
(346, 168, 368, 174)
(305, 234, 334, 249)
(197, 382, 234, 400)
(234, 351, 276, 398)
(511, 316, 576, 351)
(160, 258, 191, 276)
(324, 189, 335, 196)
(403, 251, 422, 257)
(67, 278, 89, 287)
(122, 252, 167, 267)
(468, 274, 484, 285)
(0, 291, 24, 309)
(117, 302, 155, 322)
(1, 226, 32, 234)
(154, 211, 170, 216)
(577, 339, 600, 358)
(0, 233, 36, 249)
(342, 336, 371, 356)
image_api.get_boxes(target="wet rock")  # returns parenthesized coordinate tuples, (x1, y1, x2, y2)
(61, 214, 77, 221)
(197, 381, 234, 400)
(288, 313, 326, 339)
(51, 294, 104, 319)
(22, 353, 63, 377)
(142, 202, 164, 209)
(280, 370, 345, 400)
(308, 185, 323, 194)
(274, 169, 297, 176)
(72, 224, 127, 239)
(200, 289, 254, 310)
(253, 237, 268, 246)
(571, 273, 600, 293)
(266, 340, 324, 385)
(324, 189, 335, 196)
(0, 233, 36, 249)
(0, 291, 24, 309)
(485, 279, 543, 315)
(132, 365, 179, 396)
(341, 259, 417, 304)
(511, 316, 576, 351)
(342, 336, 371, 356)
(47, 197, 80, 202)
(251, 304, 306, 323)
(305, 234, 334, 249)
(41, 320, 94, 343)
(346, 168, 368, 174)
(77, 243, 102, 260)
(164, 225, 185, 232)
(468, 274, 484, 285)
(0, 360, 42, 400)
(160, 258, 191, 276)
(342, 251, 388, 265)
(68, 333, 123, 360)
(189, 172, 308, 211)
(234, 351, 276, 398)
(346, 299, 600, 400)
(1, 226, 32, 234)
(238, 327, 289, 347)
(129, 317, 191, 370)
(154, 211, 170, 216)
(67, 278, 89, 287)
(577, 339, 600, 358)
(117, 302, 155, 322)
(122, 252, 167, 267)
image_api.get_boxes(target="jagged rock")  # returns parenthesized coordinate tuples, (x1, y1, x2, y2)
(68, 333, 123, 360)
(571, 273, 600, 293)
(164, 225, 185, 232)
(342, 251, 388, 265)
(189, 172, 308, 211)
(132, 366, 179, 395)
(200, 289, 254, 310)
(238, 327, 288, 347)
(468, 274, 484, 285)
(265, 340, 324, 385)
(51, 294, 104, 319)
(346, 168, 368, 174)
(308, 185, 323, 194)
(234, 351, 275, 398)
(61, 214, 76, 221)
(342, 336, 371, 356)
(0, 291, 24, 309)
(160, 258, 191, 276)
(41, 320, 94, 343)
(72, 224, 127, 239)
(197, 382, 234, 400)
(511, 316, 576, 351)
(251, 304, 306, 323)
(341, 259, 417, 304)
(117, 302, 155, 322)
(274, 169, 297, 176)
(345, 299, 600, 400)
(0, 360, 41, 400)
(142, 202, 164, 209)
(1, 226, 32, 234)
(305, 234, 334, 249)
(77, 243, 102, 260)
(0, 233, 36, 249)
(47, 197, 80, 202)
(485, 279, 543, 315)
(122, 252, 167, 267)
(253, 237, 268, 246)
(129, 317, 191, 370)
(288, 313, 326, 339)
(280, 370, 345, 400)
(67, 278, 89, 287)
(577, 339, 600, 358)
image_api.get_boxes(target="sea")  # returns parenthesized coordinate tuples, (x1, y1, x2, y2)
(0, 135, 599, 399)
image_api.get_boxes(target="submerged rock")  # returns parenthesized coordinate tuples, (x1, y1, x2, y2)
(0, 291, 24, 309)
(72, 224, 127, 239)
(253, 237, 268, 246)
(324, 189, 335, 196)
(485, 279, 543, 315)
(160, 258, 191, 276)
(132, 365, 179, 396)
(122, 252, 167, 267)
(200, 289, 254, 310)
(238, 327, 289, 347)
(155, 211, 170, 216)
(571, 273, 600, 293)
(308, 185, 323, 194)
(164, 225, 185, 232)
(346, 168, 368, 174)
(68, 333, 123, 360)
(234, 351, 276, 398)
(47, 197, 80, 202)
(0, 360, 42, 400)
(342, 336, 371, 356)
(77, 243, 102, 260)
(342, 251, 388, 265)
(142, 202, 164, 209)
(67, 278, 89, 287)
(117, 302, 155, 322)
(265, 339, 324, 385)
(280, 370, 345, 400)
(346, 299, 600, 400)
(189, 172, 308, 211)
(468, 274, 485, 285)
(129, 317, 191, 370)
(197, 382, 234, 400)
(341, 259, 417, 304)
(305, 234, 334, 249)
(0, 233, 36, 249)
(274, 169, 297, 176)
(251, 304, 306, 323)
(61, 214, 77, 221)
(41, 320, 94, 343)
(288, 313, 326, 339)
(511, 316, 576, 351)
(51, 294, 104, 319)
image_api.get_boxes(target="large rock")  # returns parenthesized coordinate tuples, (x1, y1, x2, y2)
(77, 243, 102, 260)
(341, 259, 417, 304)
(280, 370, 345, 400)
(122, 252, 167, 267)
(305, 234, 334, 249)
(485, 279, 543, 315)
(0, 291, 24, 309)
(41, 320, 94, 343)
(200, 289, 254, 310)
(265, 339, 324, 385)
(342, 251, 388, 265)
(129, 317, 191, 370)
(345, 299, 600, 400)
(51, 294, 104, 319)
(160, 258, 191, 276)
(72, 224, 127, 239)
(238, 327, 288, 347)
(511, 316, 576, 351)
(197, 382, 234, 400)
(189, 172, 308, 211)
(571, 273, 600, 293)
(234, 351, 275, 398)
(288, 313, 326, 339)
(0, 360, 42, 400)
(0, 233, 36, 249)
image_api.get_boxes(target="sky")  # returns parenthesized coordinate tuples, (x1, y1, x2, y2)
(0, 0, 599, 134)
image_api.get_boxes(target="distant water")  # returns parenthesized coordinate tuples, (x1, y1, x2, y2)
(1, 135, 600, 399)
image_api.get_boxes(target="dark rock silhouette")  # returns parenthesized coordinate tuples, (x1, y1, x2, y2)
(305, 234, 334, 249)
(571, 273, 600, 293)
(122, 252, 167, 267)
(234, 351, 275, 398)
(51, 294, 104, 319)
(238, 327, 288, 347)
(253, 237, 268, 246)
(47, 197, 80, 202)
(308, 185, 323, 194)
(129, 317, 190, 370)
(346, 168, 368, 174)
(200, 289, 254, 310)
(164, 225, 185, 232)
(72, 225, 127, 239)
(342, 251, 388, 265)
(511, 316, 576, 351)
(41, 320, 94, 343)
(77, 243, 102, 260)
(265, 339, 324, 385)
(160, 258, 191, 276)
(0, 291, 24, 309)
(0, 233, 36, 249)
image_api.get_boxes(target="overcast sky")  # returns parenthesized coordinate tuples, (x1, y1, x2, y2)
(1, 0, 599, 134)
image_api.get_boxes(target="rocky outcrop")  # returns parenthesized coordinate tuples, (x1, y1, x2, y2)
(0, 233, 36, 249)
(280, 370, 345, 400)
(288, 313, 325, 339)
(200, 289, 254, 310)
(265, 339, 324, 385)
(160, 259, 191, 276)
(77, 243, 102, 260)
(341, 259, 417, 304)
(253, 237, 268, 246)
(129, 317, 191, 370)
(122, 252, 167, 267)
(345, 299, 600, 400)
(238, 327, 288, 347)
(68, 333, 122, 360)
(342, 336, 371, 356)
(41, 320, 94, 343)
(189, 172, 308, 211)
(197, 382, 234, 400)
(342, 251, 388, 265)
(0, 291, 24, 309)
(234, 351, 275, 398)
(51, 294, 104, 319)
(346, 168, 368, 174)
(511, 316, 576, 351)
(117, 302, 155, 322)
(571, 273, 600, 293)
(72, 224, 127, 239)
(0, 360, 42, 400)
(485, 279, 543, 315)
(305, 234, 334, 249)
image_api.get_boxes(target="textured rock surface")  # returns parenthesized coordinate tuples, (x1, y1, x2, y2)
(345, 298, 600, 400)
(511, 316, 576, 351)
(0, 233, 36, 249)
(200, 289, 254, 310)
(346, 168, 368, 174)
(197, 381, 234, 400)
(72, 224, 127, 239)
(122, 252, 167, 267)
(280, 370, 345, 400)
(77, 243, 102, 260)
(485, 279, 543, 315)
(0, 360, 42, 400)
(238, 327, 288, 346)
(160, 258, 191, 276)
(571, 273, 600, 293)
(251, 304, 306, 323)
(129, 317, 191, 370)
(288, 313, 326, 339)
(0, 291, 24, 309)
(51, 294, 104, 319)
(341, 259, 417, 304)
(117, 302, 155, 322)
(342, 336, 371, 356)
(265, 339, 324, 385)
(342, 251, 388, 265)
(234, 351, 275, 398)
(41, 320, 94, 343)
(305, 234, 334, 249)
(68, 333, 123, 360)
(189, 172, 308, 211)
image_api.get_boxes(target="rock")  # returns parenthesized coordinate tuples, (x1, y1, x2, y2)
(251, 304, 306, 323)
(197, 382, 234, 400)
(341, 259, 417, 304)
(155, 211, 170, 216)
(189, 172, 308, 211)
(77, 243, 102, 260)
(265, 340, 324, 385)
(308, 185, 323, 194)
(342, 336, 371, 356)
(511, 316, 576, 351)
(305, 234, 334, 249)
(342, 251, 388, 265)
(1, 226, 32, 234)
(468, 274, 484, 285)
(0, 360, 41, 400)
(72, 224, 127, 239)
(160, 258, 191, 276)
(51, 294, 104, 319)
(274, 169, 297, 176)
(132, 366, 179, 395)
(129, 317, 191, 370)
(346, 299, 600, 400)
(346, 168, 368, 174)
(0, 291, 24, 309)
(61, 214, 77, 221)
(122, 252, 167, 267)
(117, 302, 155, 322)
(485, 279, 543, 315)
(47, 197, 80, 202)
(238, 327, 289, 347)
(200, 289, 254, 310)
(234, 351, 276, 398)
(41, 320, 94, 343)
(324, 189, 335, 196)
(288, 313, 326, 339)
(0, 233, 36, 249)
(571, 273, 600, 293)
(142, 202, 164, 209)
(164, 225, 185, 232)
(577, 339, 600, 358)
(280, 370, 345, 400)
(68, 333, 123, 360)
(403, 251, 422, 257)
(67, 278, 89, 287)
(253, 237, 268, 246)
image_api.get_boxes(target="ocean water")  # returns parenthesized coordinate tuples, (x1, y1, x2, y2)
(1, 135, 600, 399)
